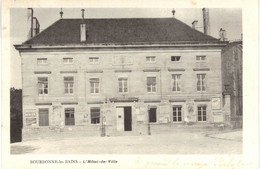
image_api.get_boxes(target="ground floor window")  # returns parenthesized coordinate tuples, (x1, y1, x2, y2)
(173, 106, 182, 122)
(39, 108, 49, 126)
(148, 107, 157, 123)
(198, 106, 207, 121)
(91, 108, 100, 124)
(65, 108, 75, 125)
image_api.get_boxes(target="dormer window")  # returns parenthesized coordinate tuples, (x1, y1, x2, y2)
(171, 56, 181, 62)
(80, 24, 86, 42)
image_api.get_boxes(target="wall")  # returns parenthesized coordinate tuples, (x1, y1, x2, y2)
(21, 47, 223, 140)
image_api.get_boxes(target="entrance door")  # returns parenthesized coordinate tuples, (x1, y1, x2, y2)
(149, 107, 157, 123)
(39, 108, 49, 126)
(124, 107, 132, 131)
(116, 107, 124, 131)
(65, 108, 75, 125)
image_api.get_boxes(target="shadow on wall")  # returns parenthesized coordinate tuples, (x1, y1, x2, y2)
(10, 88, 23, 143)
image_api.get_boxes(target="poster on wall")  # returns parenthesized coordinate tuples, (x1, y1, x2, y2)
(212, 97, 221, 110)
(24, 109, 36, 117)
(25, 118, 37, 126)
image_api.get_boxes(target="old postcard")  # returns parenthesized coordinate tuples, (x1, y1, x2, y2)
(2, 0, 259, 169)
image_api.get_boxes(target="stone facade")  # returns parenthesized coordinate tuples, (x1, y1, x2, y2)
(19, 47, 225, 140)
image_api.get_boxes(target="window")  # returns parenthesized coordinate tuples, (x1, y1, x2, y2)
(39, 108, 49, 126)
(114, 56, 133, 65)
(37, 58, 47, 65)
(171, 56, 181, 62)
(197, 74, 206, 91)
(65, 108, 75, 125)
(146, 56, 156, 63)
(89, 57, 99, 64)
(148, 107, 157, 122)
(38, 77, 48, 95)
(172, 74, 181, 92)
(90, 78, 99, 94)
(91, 108, 100, 124)
(147, 77, 156, 92)
(63, 58, 73, 64)
(196, 55, 206, 61)
(64, 77, 74, 94)
(198, 106, 207, 121)
(119, 78, 128, 93)
(173, 106, 182, 122)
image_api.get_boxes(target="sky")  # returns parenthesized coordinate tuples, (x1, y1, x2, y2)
(10, 8, 242, 89)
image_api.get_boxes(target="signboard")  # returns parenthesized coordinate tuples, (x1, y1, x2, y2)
(212, 97, 221, 110)
(25, 118, 37, 126)
(24, 109, 36, 117)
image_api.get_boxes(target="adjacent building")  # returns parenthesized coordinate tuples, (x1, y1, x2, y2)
(15, 9, 228, 140)
(221, 41, 243, 128)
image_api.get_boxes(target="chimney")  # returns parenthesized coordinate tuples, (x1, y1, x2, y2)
(192, 20, 198, 29)
(27, 8, 40, 39)
(80, 9, 86, 42)
(172, 9, 175, 18)
(202, 8, 210, 35)
(32, 17, 40, 37)
(27, 8, 33, 39)
(219, 28, 227, 41)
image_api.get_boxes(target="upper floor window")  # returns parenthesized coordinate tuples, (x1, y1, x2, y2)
(38, 77, 48, 95)
(89, 57, 99, 64)
(146, 56, 156, 63)
(198, 106, 207, 121)
(147, 77, 156, 93)
(63, 58, 73, 64)
(171, 56, 181, 62)
(64, 76, 74, 94)
(90, 78, 99, 94)
(196, 55, 206, 61)
(197, 74, 206, 91)
(114, 56, 133, 65)
(118, 78, 128, 93)
(172, 74, 181, 92)
(37, 58, 47, 65)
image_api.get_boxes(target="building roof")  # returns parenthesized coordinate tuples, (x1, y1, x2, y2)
(23, 18, 221, 46)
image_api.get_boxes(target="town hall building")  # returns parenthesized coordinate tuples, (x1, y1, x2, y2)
(15, 9, 228, 140)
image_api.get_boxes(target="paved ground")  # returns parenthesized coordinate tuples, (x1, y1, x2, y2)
(11, 129, 242, 154)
